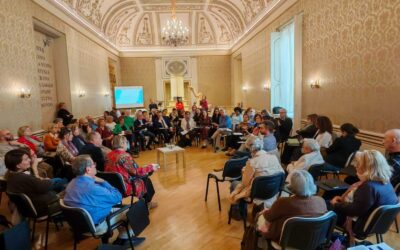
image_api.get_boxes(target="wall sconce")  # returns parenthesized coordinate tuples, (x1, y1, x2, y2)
(104, 91, 110, 97)
(263, 84, 270, 91)
(20, 88, 32, 98)
(310, 80, 321, 89)
(78, 90, 86, 97)
(242, 86, 248, 92)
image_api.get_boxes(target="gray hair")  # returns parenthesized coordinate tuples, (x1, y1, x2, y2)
(287, 170, 317, 197)
(71, 155, 93, 176)
(250, 138, 264, 152)
(303, 138, 320, 152)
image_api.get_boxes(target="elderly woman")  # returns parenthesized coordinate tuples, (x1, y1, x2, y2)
(229, 138, 284, 207)
(57, 127, 78, 164)
(286, 139, 324, 175)
(96, 118, 114, 149)
(5, 149, 66, 217)
(69, 124, 86, 152)
(43, 123, 60, 152)
(17, 125, 44, 156)
(258, 170, 327, 242)
(105, 135, 159, 207)
(330, 150, 398, 238)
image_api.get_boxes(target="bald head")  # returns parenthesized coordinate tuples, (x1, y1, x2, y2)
(0, 129, 13, 142)
(383, 129, 400, 153)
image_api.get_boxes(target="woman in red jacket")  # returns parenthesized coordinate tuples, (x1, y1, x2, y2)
(175, 97, 184, 112)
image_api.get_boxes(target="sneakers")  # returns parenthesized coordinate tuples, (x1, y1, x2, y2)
(113, 236, 146, 247)
(147, 201, 158, 209)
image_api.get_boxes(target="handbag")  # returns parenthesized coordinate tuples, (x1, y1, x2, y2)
(126, 199, 150, 236)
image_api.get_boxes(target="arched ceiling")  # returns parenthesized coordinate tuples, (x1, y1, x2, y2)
(49, 0, 283, 51)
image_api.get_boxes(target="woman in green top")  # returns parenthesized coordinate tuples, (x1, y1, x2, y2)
(113, 116, 138, 156)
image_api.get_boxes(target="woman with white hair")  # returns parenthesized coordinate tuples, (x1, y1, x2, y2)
(258, 170, 327, 242)
(229, 138, 283, 205)
(330, 150, 398, 238)
(286, 138, 324, 175)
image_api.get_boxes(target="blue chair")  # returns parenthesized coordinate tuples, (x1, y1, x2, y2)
(0, 220, 31, 250)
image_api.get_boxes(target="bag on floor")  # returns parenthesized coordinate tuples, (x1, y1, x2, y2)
(241, 223, 259, 250)
(126, 198, 150, 236)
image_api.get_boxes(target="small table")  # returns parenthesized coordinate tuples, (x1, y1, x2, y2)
(157, 146, 186, 169)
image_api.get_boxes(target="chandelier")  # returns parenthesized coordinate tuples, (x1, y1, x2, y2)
(161, 0, 189, 47)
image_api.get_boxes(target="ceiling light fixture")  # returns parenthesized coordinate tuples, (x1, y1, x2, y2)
(161, 0, 189, 47)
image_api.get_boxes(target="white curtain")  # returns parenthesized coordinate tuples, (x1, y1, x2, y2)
(270, 22, 294, 118)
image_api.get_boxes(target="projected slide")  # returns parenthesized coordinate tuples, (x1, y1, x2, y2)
(114, 86, 144, 108)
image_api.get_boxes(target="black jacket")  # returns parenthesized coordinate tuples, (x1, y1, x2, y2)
(388, 152, 400, 187)
(296, 124, 318, 139)
(326, 136, 361, 168)
(277, 117, 293, 142)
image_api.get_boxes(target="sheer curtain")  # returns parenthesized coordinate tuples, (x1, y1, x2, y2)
(270, 21, 294, 118)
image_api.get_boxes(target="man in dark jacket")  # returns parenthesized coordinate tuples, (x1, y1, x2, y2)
(79, 132, 105, 171)
(276, 108, 293, 143)
(383, 129, 400, 186)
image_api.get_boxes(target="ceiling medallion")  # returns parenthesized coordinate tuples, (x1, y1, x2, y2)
(161, 0, 189, 47)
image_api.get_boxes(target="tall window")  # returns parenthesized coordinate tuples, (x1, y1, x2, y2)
(270, 21, 295, 118)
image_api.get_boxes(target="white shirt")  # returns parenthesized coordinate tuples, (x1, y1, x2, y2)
(181, 118, 196, 132)
(287, 151, 325, 174)
(105, 122, 116, 131)
(315, 131, 332, 148)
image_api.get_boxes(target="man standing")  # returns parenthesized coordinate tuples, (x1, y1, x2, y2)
(276, 108, 293, 143)
(64, 155, 145, 246)
(79, 132, 105, 171)
(383, 129, 400, 186)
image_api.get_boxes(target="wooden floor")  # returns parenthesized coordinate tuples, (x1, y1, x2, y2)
(1, 147, 400, 250)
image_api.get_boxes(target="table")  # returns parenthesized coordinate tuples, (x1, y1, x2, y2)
(157, 146, 186, 169)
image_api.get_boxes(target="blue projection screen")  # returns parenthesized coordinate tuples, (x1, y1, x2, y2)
(114, 86, 144, 108)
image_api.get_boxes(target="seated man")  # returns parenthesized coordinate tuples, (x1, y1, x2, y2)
(179, 111, 196, 147)
(79, 132, 105, 171)
(383, 129, 400, 187)
(153, 110, 174, 143)
(64, 155, 145, 246)
(275, 108, 293, 143)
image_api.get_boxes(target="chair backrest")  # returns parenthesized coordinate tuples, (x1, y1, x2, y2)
(344, 152, 356, 168)
(0, 220, 31, 250)
(308, 163, 326, 181)
(6, 192, 38, 218)
(96, 171, 127, 196)
(279, 211, 337, 250)
(362, 203, 400, 235)
(250, 173, 285, 201)
(222, 156, 248, 179)
(59, 199, 97, 236)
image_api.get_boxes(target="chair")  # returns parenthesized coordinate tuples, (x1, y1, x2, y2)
(269, 211, 337, 250)
(307, 163, 327, 181)
(394, 183, 400, 233)
(96, 171, 134, 205)
(204, 156, 248, 211)
(0, 220, 31, 250)
(60, 199, 133, 250)
(0, 178, 6, 205)
(6, 192, 61, 250)
(228, 172, 285, 229)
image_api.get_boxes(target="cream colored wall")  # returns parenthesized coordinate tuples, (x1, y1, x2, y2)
(0, 0, 118, 133)
(232, 0, 400, 133)
(197, 56, 231, 107)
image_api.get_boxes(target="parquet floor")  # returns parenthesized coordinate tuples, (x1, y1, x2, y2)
(1, 147, 399, 249)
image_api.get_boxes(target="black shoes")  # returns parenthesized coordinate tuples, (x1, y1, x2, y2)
(113, 236, 146, 247)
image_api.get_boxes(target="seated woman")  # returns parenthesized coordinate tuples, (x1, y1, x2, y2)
(231, 107, 243, 131)
(5, 148, 66, 217)
(258, 170, 327, 242)
(96, 118, 114, 149)
(134, 111, 155, 150)
(43, 123, 60, 152)
(230, 138, 284, 208)
(57, 127, 78, 164)
(211, 109, 232, 151)
(225, 113, 253, 156)
(325, 123, 361, 169)
(314, 116, 334, 149)
(17, 125, 44, 156)
(69, 124, 86, 152)
(286, 138, 324, 176)
(329, 150, 398, 238)
(105, 135, 159, 207)
(113, 116, 138, 156)
(197, 109, 211, 148)
(208, 107, 220, 139)
(105, 115, 116, 131)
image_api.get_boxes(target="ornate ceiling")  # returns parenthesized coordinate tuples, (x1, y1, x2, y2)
(49, 0, 282, 51)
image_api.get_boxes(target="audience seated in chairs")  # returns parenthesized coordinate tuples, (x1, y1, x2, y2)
(134, 111, 156, 151)
(96, 118, 113, 149)
(328, 150, 398, 241)
(17, 125, 44, 156)
(5, 149, 66, 219)
(325, 123, 361, 170)
(78, 117, 92, 140)
(43, 123, 60, 152)
(258, 170, 327, 242)
(286, 138, 324, 176)
(153, 110, 174, 144)
(314, 116, 334, 149)
(275, 108, 293, 143)
(57, 127, 79, 164)
(69, 124, 86, 152)
(383, 129, 400, 187)
(211, 108, 233, 151)
(0, 129, 30, 177)
(230, 138, 284, 208)
(178, 111, 196, 147)
(225, 113, 253, 156)
(63, 155, 144, 246)
(105, 116, 116, 132)
(113, 116, 138, 156)
(105, 135, 159, 208)
(296, 114, 319, 139)
(79, 132, 105, 171)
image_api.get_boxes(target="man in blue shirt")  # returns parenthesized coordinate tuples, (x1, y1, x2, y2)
(64, 155, 144, 246)
(259, 121, 277, 152)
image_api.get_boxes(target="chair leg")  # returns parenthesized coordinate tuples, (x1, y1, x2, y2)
(45, 218, 50, 250)
(205, 175, 211, 202)
(31, 218, 36, 241)
(228, 205, 233, 224)
(215, 179, 221, 211)
(125, 223, 134, 250)
(395, 218, 399, 233)
(73, 235, 78, 250)
(376, 234, 380, 243)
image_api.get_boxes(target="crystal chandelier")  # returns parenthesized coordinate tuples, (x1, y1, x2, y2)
(161, 0, 189, 47)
